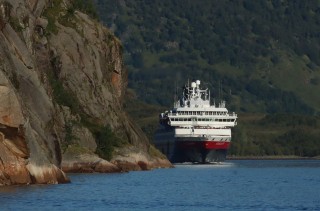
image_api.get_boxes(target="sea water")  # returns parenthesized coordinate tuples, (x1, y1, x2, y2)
(1, 160, 320, 210)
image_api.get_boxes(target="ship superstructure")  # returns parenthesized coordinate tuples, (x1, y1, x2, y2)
(157, 80, 237, 163)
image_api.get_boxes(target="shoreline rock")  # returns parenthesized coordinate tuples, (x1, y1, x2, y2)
(61, 152, 122, 173)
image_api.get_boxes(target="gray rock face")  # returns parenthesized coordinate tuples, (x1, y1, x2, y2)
(0, 0, 69, 185)
(0, 0, 171, 185)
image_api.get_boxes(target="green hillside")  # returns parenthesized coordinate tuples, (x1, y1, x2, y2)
(95, 0, 320, 114)
(93, 0, 320, 157)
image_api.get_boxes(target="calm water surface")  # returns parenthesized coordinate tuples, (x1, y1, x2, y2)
(1, 160, 320, 210)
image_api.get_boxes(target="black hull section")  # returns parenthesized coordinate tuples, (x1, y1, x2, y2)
(153, 128, 228, 164)
(171, 143, 227, 163)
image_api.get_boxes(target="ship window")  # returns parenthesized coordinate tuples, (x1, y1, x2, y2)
(205, 112, 208, 115)
(188, 118, 191, 121)
(193, 111, 196, 115)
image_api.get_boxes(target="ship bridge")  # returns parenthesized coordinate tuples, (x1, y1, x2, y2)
(167, 80, 237, 128)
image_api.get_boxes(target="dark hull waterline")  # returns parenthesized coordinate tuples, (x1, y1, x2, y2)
(171, 142, 228, 163)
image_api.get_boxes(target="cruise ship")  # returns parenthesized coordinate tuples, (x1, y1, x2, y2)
(155, 80, 237, 163)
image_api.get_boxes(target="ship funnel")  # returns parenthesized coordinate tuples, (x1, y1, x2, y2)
(196, 80, 200, 89)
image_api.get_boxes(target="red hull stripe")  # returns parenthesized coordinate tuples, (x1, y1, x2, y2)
(177, 141, 230, 150)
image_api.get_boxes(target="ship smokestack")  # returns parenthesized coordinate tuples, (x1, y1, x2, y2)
(196, 80, 200, 87)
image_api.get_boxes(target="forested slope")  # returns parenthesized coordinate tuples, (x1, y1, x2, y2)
(94, 0, 320, 157)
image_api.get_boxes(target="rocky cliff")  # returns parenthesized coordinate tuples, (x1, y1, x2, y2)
(0, 0, 171, 186)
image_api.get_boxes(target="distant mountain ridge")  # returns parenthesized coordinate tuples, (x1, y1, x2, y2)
(94, 0, 320, 114)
